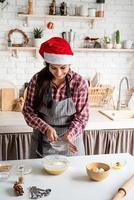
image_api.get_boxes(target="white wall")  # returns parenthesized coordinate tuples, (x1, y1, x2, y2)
(0, 0, 134, 103)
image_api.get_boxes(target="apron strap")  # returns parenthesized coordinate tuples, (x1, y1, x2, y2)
(37, 132, 43, 155)
(65, 76, 71, 98)
(44, 81, 53, 108)
(46, 76, 71, 107)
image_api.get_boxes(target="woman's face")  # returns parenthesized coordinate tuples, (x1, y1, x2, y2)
(49, 64, 70, 80)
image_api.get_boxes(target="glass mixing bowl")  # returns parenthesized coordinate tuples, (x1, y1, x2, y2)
(43, 155, 69, 175)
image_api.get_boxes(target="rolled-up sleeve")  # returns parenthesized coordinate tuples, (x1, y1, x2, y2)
(22, 74, 50, 134)
(68, 79, 89, 140)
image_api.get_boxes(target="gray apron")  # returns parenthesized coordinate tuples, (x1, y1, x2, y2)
(31, 77, 85, 157)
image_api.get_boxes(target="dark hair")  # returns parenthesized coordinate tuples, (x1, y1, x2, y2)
(33, 63, 53, 112)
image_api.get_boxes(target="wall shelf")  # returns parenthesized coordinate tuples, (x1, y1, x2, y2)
(18, 14, 104, 28)
(7, 47, 38, 58)
(74, 48, 134, 53)
(7, 47, 134, 58)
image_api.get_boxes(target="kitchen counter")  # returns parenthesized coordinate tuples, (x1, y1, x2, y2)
(0, 153, 134, 200)
(0, 108, 134, 133)
(0, 111, 32, 133)
(85, 108, 134, 130)
(0, 109, 134, 160)
(0, 111, 32, 160)
(84, 108, 134, 156)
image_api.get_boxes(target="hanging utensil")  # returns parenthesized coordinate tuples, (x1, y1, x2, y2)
(0, 0, 8, 10)
(61, 31, 67, 40)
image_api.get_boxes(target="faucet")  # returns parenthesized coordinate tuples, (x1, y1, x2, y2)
(116, 77, 129, 110)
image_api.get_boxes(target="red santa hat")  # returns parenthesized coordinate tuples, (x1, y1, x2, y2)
(39, 37, 74, 65)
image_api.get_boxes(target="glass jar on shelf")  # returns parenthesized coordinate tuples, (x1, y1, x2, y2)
(28, 0, 33, 14)
(96, 0, 105, 17)
(68, 4, 75, 16)
(60, 2, 67, 16)
(88, 8, 96, 17)
(80, 5, 89, 17)
(49, 0, 56, 15)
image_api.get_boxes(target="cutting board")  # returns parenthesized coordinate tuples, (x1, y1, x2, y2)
(0, 88, 16, 111)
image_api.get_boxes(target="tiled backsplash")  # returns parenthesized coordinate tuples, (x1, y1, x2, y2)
(0, 0, 134, 104)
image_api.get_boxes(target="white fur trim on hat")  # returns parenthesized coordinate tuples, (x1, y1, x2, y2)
(44, 53, 74, 65)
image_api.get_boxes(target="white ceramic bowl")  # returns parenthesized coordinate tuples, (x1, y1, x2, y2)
(43, 155, 69, 175)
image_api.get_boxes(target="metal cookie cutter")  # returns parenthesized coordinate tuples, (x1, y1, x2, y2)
(29, 186, 51, 199)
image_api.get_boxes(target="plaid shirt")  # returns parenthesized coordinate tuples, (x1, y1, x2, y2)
(22, 69, 89, 140)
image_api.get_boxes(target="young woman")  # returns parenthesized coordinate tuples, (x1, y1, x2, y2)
(22, 37, 89, 157)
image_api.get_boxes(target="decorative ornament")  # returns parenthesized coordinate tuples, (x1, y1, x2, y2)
(47, 22, 54, 29)
(13, 181, 24, 196)
(8, 29, 29, 47)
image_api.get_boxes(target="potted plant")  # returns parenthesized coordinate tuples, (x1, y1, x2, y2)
(114, 30, 122, 49)
(33, 28, 43, 47)
(103, 36, 113, 49)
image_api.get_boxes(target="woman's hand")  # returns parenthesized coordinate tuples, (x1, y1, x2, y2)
(46, 127, 58, 142)
(63, 133, 78, 153)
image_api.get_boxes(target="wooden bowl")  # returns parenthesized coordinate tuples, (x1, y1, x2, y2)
(86, 162, 110, 181)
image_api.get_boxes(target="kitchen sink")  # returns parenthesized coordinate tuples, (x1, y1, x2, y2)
(99, 109, 134, 120)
